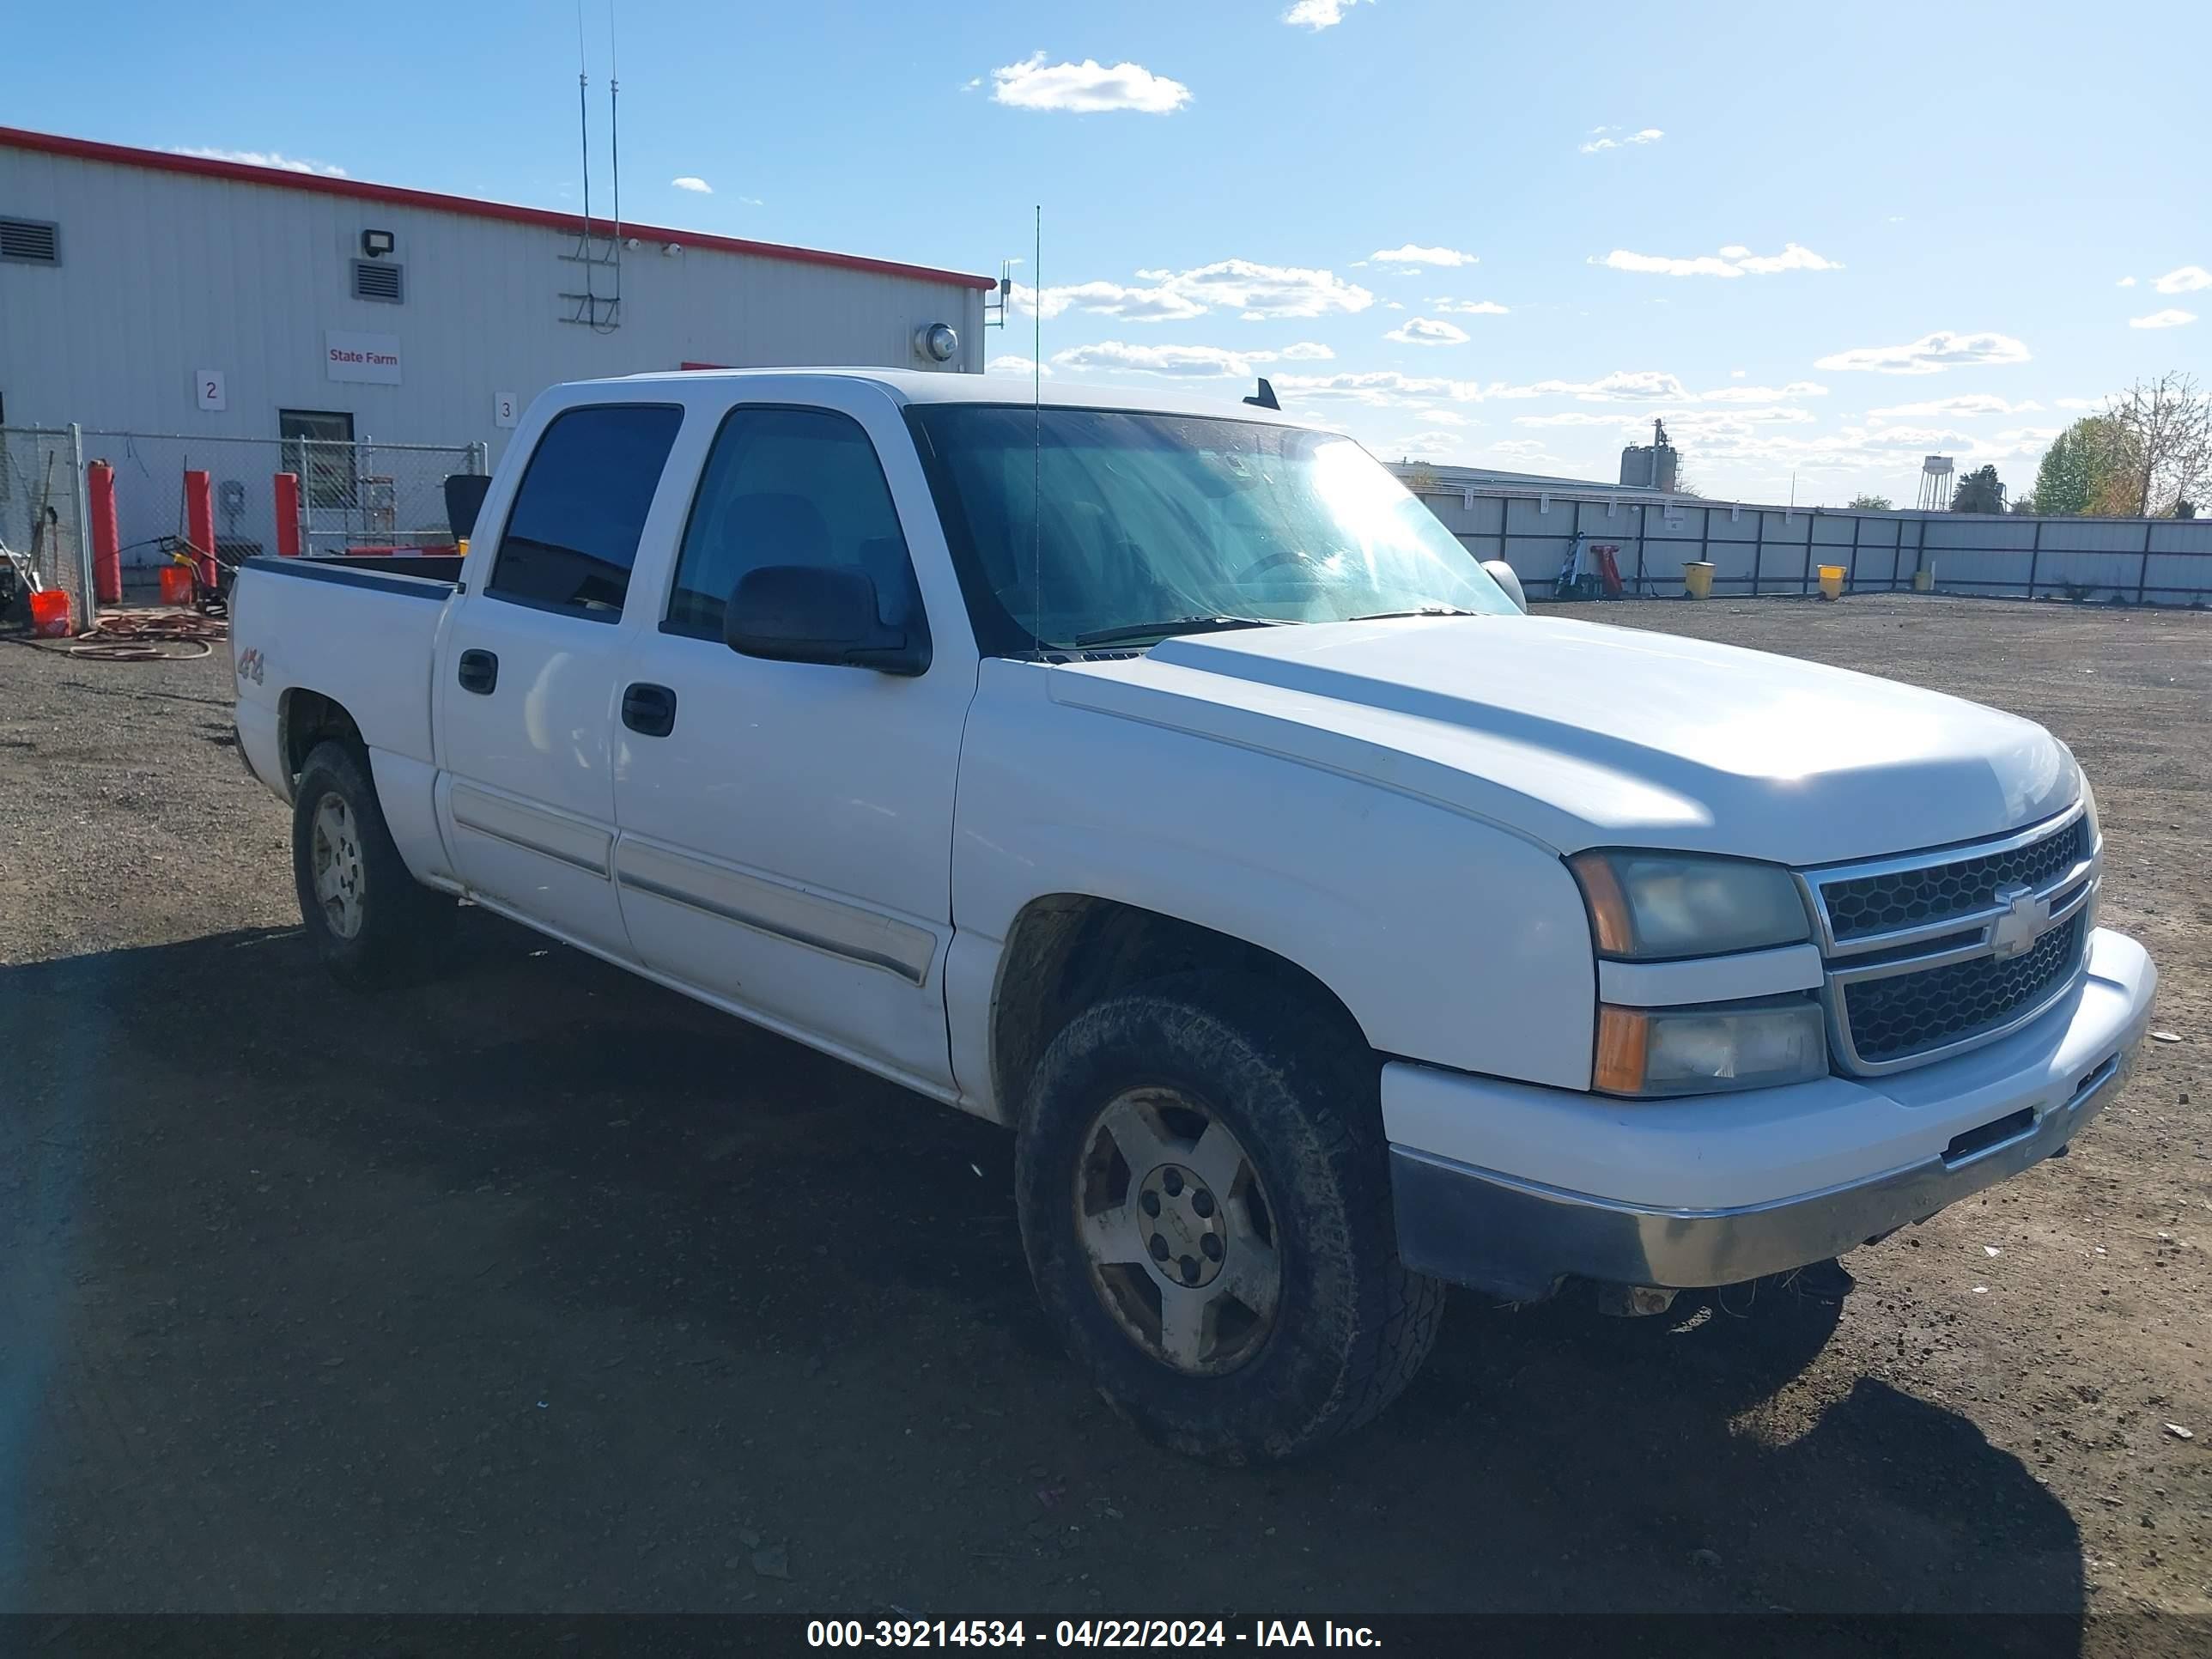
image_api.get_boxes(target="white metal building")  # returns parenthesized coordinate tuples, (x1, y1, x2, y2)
(0, 125, 991, 466)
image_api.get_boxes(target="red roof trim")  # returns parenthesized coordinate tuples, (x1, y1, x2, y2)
(0, 125, 996, 291)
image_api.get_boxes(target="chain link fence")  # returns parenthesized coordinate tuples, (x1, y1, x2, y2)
(77, 431, 485, 592)
(0, 426, 92, 629)
(289, 436, 485, 558)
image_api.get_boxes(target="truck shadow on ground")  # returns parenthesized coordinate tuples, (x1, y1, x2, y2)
(1, 916, 2082, 1635)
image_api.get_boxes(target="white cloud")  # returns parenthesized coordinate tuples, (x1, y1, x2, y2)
(1487, 440, 1565, 460)
(1011, 280, 1207, 323)
(2130, 308, 2197, 330)
(1580, 127, 1663, 153)
(1495, 370, 1691, 402)
(1510, 411, 1633, 428)
(1591, 242, 1839, 278)
(1428, 297, 1509, 315)
(1814, 331, 2031, 374)
(1014, 266, 1373, 327)
(2153, 265, 2211, 295)
(1138, 258, 1375, 319)
(1868, 394, 2042, 418)
(170, 144, 345, 177)
(1052, 340, 1340, 378)
(1285, 0, 1370, 27)
(1275, 369, 1485, 404)
(1513, 405, 1814, 431)
(1380, 431, 1474, 459)
(1697, 381, 1828, 404)
(1385, 317, 1470, 347)
(671, 176, 713, 194)
(986, 355, 1051, 378)
(1367, 243, 1478, 270)
(990, 52, 1190, 114)
(2118, 276, 2139, 288)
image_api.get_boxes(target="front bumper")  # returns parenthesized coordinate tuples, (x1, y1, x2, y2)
(1387, 927, 2156, 1301)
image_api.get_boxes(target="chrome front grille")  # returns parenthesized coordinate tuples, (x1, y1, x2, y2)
(1821, 815, 2093, 944)
(1802, 805, 2099, 1075)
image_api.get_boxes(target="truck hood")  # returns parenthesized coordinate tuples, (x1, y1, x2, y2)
(1048, 615, 2076, 866)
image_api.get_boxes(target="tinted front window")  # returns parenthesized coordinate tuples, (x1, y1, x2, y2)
(908, 405, 1512, 657)
(665, 406, 921, 641)
(488, 404, 683, 619)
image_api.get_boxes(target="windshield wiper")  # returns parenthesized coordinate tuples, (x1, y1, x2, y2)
(1073, 616, 1294, 647)
(1344, 604, 1485, 622)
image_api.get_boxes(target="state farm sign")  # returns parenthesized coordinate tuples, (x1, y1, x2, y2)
(325, 331, 403, 385)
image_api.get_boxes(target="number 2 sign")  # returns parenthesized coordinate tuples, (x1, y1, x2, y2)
(195, 370, 228, 412)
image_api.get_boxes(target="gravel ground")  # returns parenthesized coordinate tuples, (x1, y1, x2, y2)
(0, 596, 2206, 1649)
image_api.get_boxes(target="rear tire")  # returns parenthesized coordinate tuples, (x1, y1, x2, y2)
(291, 739, 451, 989)
(1015, 972, 1443, 1463)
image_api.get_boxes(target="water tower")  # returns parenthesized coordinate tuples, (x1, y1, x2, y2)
(1915, 454, 1954, 511)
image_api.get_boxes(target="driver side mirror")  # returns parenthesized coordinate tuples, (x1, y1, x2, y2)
(724, 564, 931, 677)
(1482, 559, 1528, 613)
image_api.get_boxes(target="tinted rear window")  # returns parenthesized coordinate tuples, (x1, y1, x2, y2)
(488, 404, 683, 619)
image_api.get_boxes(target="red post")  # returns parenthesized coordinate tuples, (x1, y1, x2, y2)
(183, 469, 217, 592)
(88, 460, 123, 603)
(273, 472, 302, 556)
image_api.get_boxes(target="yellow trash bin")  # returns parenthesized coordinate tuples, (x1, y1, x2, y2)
(1683, 561, 1715, 599)
(1818, 563, 1845, 600)
(1912, 567, 1935, 592)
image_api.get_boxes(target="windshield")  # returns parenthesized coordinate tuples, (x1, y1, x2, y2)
(906, 404, 1516, 656)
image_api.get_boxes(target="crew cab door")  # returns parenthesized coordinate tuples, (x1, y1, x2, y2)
(611, 392, 970, 1095)
(434, 401, 685, 957)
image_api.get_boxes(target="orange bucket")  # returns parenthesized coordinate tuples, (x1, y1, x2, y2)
(159, 565, 195, 606)
(28, 588, 72, 638)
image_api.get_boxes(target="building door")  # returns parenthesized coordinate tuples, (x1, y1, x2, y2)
(279, 409, 356, 554)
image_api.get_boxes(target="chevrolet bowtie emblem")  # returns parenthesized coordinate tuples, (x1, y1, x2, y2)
(1990, 882, 2052, 959)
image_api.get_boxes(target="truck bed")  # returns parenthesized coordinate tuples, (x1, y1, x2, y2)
(231, 555, 455, 796)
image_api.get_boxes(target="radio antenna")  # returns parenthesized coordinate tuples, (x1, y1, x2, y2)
(575, 0, 595, 310)
(604, 0, 623, 330)
(608, 0, 622, 250)
(1031, 204, 1044, 664)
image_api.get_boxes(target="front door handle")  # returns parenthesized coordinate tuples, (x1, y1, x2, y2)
(457, 648, 498, 695)
(621, 682, 678, 738)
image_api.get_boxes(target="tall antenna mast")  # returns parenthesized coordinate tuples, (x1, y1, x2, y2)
(608, 0, 622, 251)
(575, 0, 595, 309)
(1032, 204, 1044, 663)
(576, 1, 592, 237)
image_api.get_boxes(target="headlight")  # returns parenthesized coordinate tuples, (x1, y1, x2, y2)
(2079, 772, 2100, 848)
(1569, 850, 1811, 960)
(1595, 997, 1829, 1097)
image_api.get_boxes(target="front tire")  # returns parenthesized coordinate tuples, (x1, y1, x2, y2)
(290, 739, 450, 989)
(1015, 973, 1443, 1463)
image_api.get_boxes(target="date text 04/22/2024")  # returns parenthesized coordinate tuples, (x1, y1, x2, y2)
(805, 1620, 1382, 1649)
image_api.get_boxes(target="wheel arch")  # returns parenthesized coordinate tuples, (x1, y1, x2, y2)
(278, 688, 366, 787)
(988, 893, 1372, 1121)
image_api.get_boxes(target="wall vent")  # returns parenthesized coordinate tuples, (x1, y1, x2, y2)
(352, 258, 404, 302)
(0, 217, 60, 264)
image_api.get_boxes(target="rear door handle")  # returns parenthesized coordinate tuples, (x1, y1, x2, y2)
(622, 682, 678, 738)
(457, 648, 498, 695)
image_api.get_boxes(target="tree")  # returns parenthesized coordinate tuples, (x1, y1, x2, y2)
(2032, 416, 2138, 516)
(1950, 464, 2006, 513)
(2103, 372, 2212, 517)
(1846, 492, 1893, 509)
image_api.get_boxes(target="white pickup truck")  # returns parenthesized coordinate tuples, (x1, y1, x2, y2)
(233, 369, 2157, 1462)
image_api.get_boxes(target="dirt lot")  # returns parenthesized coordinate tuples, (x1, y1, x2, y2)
(1, 596, 2207, 1644)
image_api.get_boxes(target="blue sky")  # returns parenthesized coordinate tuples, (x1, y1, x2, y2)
(12, 0, 2211, 504)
